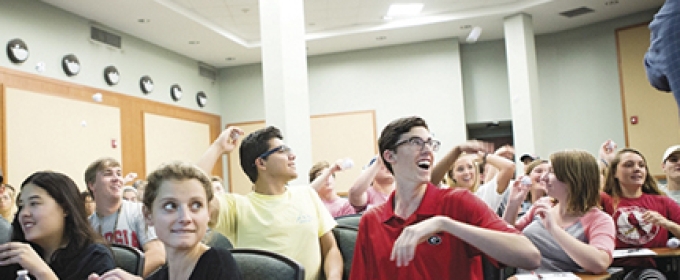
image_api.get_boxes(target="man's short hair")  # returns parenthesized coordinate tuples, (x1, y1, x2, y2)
(84, 157, 121, 198)
(239, 126, 283, 183)
(309, 161, 330, 183)
(378, 116, 428, 173)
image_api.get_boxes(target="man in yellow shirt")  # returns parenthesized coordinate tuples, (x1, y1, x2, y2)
(197, 126, 342, 280)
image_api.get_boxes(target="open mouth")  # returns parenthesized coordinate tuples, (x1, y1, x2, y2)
(417, 160, 431, 170)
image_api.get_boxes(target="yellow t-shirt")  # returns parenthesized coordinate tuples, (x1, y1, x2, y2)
(213, 185, 337, 280)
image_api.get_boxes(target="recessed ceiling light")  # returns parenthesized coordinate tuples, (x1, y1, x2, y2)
(382, 16, 393, 20)
(376, 36, 387, 41)
(226, 57, 235, 61)
(189, 41, 200, 45)
(386, 3, 423, 17)
(138, 19, 150, 23)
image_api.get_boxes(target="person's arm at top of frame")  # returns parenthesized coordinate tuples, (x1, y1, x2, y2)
(430, 140, 491, 186)
(390, 215, 540, 270)
(598, 139, 617, 170)
(502, 178, 530, 226)
(348, 156, 381, 208)
(484, 152, 516, 194)
(197, 126, 243, 226)
(141, 239, 165, 277)
(320, 230, 343, 280)
(310, 160, 343, 192)
(196, 126, 244, 175)
(483, 145, 514, 184)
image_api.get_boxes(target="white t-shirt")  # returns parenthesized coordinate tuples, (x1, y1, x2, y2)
(89, 200, 157, 250)
(474, 176, 505, 212)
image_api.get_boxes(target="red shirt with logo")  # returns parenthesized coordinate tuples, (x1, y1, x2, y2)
(349, 183, 519, 280)
(600, 192, 680, 267)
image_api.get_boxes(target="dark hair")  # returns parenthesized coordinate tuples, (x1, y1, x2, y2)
(143, 161, 214, 214)
(239, 126, 283, 183)
(309, 161, 331, 183)
(14, 171, 106, 265)
(80, 191, 93, 201)
(603, 148, 663, 209)
(84, 157, 121, 198)
(550, 150, 600, 214)
(378, 116, 428, 173)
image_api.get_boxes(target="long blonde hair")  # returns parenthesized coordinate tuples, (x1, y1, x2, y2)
(446, 154, 481, 192)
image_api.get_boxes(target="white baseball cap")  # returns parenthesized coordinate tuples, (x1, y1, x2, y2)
(662, 145, 680, 163)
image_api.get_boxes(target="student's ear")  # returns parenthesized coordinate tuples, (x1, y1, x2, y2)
(383, 150, 396, 164)
(255, 158, 266, 170)
(143, 205, 153, 226)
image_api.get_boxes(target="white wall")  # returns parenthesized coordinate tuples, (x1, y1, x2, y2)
(220, 9, 657, 161)
(0, 0, 221, 114)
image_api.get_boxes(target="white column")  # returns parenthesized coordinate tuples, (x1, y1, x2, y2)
(449, 38, 468, 144)
(259, 0, 312, 185)
(504, 13, 542, 171)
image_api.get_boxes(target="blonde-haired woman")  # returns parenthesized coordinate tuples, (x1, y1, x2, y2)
(431, 141, 514, 212)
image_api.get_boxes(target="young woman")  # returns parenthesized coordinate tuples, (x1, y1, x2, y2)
(443, 149, 515, 212)
(498, 159, 549, 218)
(91, 162, 242, 280)
(0, 184, 17, 222)
(601, 148, 680, 279)
(0, 171, 115, 280)
(309, 160, 355, 217)
(504, 150, 615, 274)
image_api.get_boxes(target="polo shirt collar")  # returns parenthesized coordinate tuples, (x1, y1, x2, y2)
(380, 182, 440, 223)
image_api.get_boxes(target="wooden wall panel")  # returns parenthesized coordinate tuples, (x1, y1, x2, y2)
(616, 24, 680, 179)
(0, 66, 221, 188)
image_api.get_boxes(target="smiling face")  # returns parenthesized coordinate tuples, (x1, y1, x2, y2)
(384, 126, 434, 187)
(18, 184, 66, 249)
(0, 187, 14, 213)
(615, 152, 647, 191)
(89, 166, 124, 202)
(451, 156, 478, 190)
(145, 179, 209, 251)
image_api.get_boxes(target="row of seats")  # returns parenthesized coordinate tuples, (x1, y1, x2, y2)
(115, 214, 362, 280)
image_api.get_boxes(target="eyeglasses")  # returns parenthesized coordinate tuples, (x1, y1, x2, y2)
(258, 145, 293, 160)
(394, 137, 441, 152)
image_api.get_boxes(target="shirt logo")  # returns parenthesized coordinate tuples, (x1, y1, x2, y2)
(613, 206, 659, 245)
(427, 235, 442, 245)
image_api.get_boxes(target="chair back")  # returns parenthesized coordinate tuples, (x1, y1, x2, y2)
(230, 248, 304, 280)
(335, 213, 361, 229)
(111, 243, 145, 276)
(332, 225, 358, 280)
(203, 230, 234, 249)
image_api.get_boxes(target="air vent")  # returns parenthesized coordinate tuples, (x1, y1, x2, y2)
(90, 26, 122, 49)
(198, 63, 217, 81)
(559, 7, 594, 18)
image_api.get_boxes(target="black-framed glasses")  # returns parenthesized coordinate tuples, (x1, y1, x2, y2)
(258, 145, 293, 160)
(394, 137, 441, 152)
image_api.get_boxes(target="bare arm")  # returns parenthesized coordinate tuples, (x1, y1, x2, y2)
(196, 126, 244, 174)
(502, 179, 529, 225)
(483, 145, 514, 184)
(484, 153, 515, 194)
(391, 216, 540, 269)
(320, 231, 343, 280)
(430, 146, 462, 186)
(439, 217, 540, 269)
(430, 141, 492, 186)
(549, 225, 611, 273)
(348, 157, 381, 208)
(310, 160, 343, 192)
(141, 240, 166, 277)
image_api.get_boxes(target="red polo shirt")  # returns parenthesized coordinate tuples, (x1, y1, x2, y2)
(349, 183, 519, 280)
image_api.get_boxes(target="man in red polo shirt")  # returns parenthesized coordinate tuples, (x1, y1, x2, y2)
(349, 116, 540, 280)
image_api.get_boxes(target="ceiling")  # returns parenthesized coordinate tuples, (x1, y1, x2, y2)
(40, 0, 663, 68)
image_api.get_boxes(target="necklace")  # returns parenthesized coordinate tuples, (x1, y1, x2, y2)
(97, 204, 122, 236)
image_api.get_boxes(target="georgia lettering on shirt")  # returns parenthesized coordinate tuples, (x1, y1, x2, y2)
(103, 229, 140, 248)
